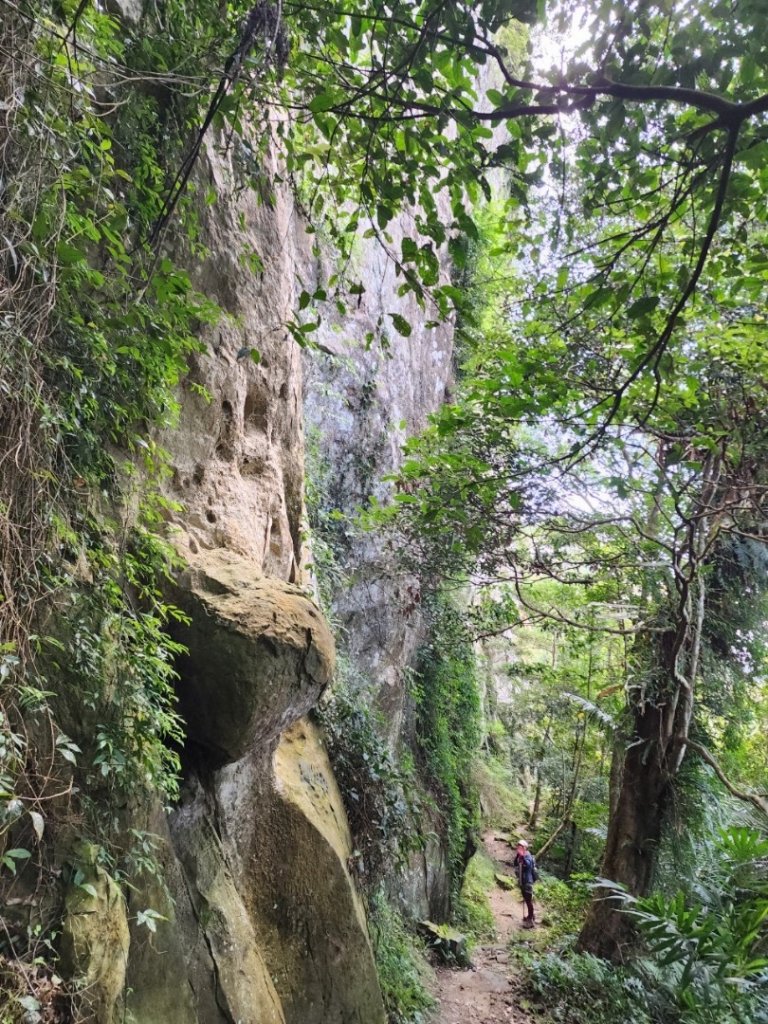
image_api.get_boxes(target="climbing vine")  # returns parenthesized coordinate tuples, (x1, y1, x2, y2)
(414, 595, 483, 894)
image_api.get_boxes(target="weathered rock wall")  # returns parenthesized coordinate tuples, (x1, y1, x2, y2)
(106, 140, 389, 1023)
(302, 214, 457, 918)
(304, 217, 454, 714)
(55, 60, 458, 1019)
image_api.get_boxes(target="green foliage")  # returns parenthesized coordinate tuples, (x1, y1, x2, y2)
(473, 756, 529, 832)
(620, 827, 768, 1023)
(315, 682, 421, 886)
(456, 849, 496, 941)
(369, 890, 435, 1024)
(472, 599, 622, 880)
(278, 5, 534, 328)
(414, 596, 483, 893)
(526, 951, 652, 1024)
(545, 826, 768, 1022)
(379, 92, 768, 945)
(62, 527, 188, 807)
(0, 0, 233, 987)
(535, 875, 593, 944)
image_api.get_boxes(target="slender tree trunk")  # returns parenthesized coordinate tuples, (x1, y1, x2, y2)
(528, 769, 542, 830)
(563, 819, 578, 878)
(528, 718, 550, 830)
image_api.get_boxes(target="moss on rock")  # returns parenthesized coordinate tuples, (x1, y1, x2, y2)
(59, 843, 130, 1024)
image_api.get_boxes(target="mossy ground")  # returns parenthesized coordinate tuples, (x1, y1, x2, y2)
(456, 848, 497, 941)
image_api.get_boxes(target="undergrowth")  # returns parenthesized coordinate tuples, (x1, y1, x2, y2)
(534, 875, 592, 943)
(315, 679, 422, 887)
(456, 848, 496, 941)
(369, 890, 435, 1024)
(527, 952, 653, 1024)
(515, 828, 768, 1024)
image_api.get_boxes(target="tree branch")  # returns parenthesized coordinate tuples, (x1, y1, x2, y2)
(535, 816, 569, 861)
(687, 740, 768, 817)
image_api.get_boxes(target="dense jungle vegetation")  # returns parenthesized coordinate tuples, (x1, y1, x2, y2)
(1, 0, 768, 1021)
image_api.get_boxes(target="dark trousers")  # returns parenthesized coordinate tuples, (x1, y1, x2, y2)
(521, 884, 534, 920)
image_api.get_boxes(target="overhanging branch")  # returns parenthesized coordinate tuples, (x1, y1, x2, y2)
(688, 740, 768, 817)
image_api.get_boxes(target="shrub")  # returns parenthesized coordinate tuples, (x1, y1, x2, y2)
(456, 849, 496, 941)
(620, 826, 768, 1024)
(369, 891, 435, 1024)
(536, 874, 592, 942)
(315, 684, 421, 886)
(527, 951, 652, 1024)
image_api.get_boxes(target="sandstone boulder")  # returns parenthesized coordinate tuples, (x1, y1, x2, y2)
(171, 549, 334, 764)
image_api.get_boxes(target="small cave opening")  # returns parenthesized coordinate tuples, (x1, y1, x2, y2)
(166, 630, 232, 793)
(243, 389, 269, 433)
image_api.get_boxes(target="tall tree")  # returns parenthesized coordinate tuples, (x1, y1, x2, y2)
(382, 239, 768, 956)
(273, 0, 768, 376)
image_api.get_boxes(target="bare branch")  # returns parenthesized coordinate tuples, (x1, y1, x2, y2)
(688, 741, 768, 818)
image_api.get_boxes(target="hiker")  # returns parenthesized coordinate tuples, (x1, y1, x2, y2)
(513, 839, 536, 928)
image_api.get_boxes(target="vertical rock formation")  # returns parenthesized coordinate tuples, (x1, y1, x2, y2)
(302, 212, 458, 918)
(117, 141, 388, 1022)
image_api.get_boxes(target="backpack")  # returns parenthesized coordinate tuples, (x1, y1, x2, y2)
(530, 856, 539, 882)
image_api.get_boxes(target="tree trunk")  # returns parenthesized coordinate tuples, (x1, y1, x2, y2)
(563, 819, 578, 878)
(607, 736, 623, 822)
(528, 770, 542, 830)
(576, 702, 671, 960)
(528, 718, 550, 830)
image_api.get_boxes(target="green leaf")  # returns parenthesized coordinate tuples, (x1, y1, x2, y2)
(309, 91, 336, 113)
(3, 848, 31, 872)
(56, 241, 87, 267)
(626, 295, 661, 318)
(389, 313, 412, 337)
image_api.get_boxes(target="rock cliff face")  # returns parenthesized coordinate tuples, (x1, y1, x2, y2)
(55, 68, 456, 1018)
(303, 217, 457, 918)
(100, 141, 391, 1023)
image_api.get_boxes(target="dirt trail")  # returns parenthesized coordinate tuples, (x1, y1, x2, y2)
(431, 832, 536, 1024)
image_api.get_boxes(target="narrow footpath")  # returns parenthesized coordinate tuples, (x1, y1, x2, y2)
(432, 832, 537, 1024)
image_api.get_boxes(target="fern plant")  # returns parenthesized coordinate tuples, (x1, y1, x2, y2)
(621, 827, 768, 1023)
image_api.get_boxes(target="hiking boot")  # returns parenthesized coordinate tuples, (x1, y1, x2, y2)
(522, 919, 534, 929)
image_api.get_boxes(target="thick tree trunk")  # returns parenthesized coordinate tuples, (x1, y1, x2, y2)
(578, 457, 731, 960)
(576, 703, 671, 960)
